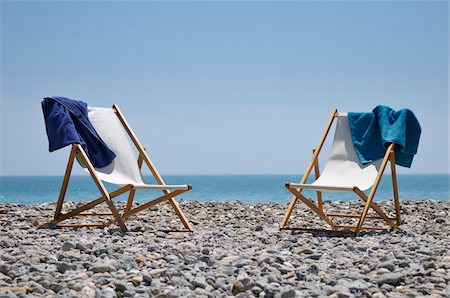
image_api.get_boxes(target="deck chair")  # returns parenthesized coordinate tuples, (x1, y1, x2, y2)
(42, 105, 193, 232)
(279, 109, 401, 235)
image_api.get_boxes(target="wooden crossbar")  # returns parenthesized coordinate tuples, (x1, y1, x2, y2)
(326, 213, 397, 220)
(335, 225, 389, 231)
(75, 213, 114, 216)
(57, 223, 105, 228)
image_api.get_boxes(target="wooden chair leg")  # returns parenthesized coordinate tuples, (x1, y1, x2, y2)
(43, 185, 132, 228)
(104, 198, 128, 232)
(353, 187, 398, 230)
(279, 196, 299, 229)
(54, 145, 77, 219)
(355, 144, 394, 235)
(126, 189, 136, 213)
(287, 186, 335, 229)
(168, 197, 193, 231)
(389, 152, 401, 225)
(313, 149, 323, 213)
(74, 144, 128, 232)
(103, 188, 191, 227)
(113, 106, 193, 232)
(280, 109, 337, 229)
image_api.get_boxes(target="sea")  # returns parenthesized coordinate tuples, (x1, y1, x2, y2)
(0, 174, 448, 205)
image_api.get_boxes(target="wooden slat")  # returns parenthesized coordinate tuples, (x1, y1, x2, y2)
(76, 213, 114, 216)
(326, 213, 396, 220)
(57, 223, 105, 228)
(126, 152, 142, 213)
(335, 225, 389, 231)
(282, 227, 356, 235)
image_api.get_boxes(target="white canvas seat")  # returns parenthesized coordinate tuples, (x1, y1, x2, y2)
(280, 109, 401, 235)
(289, 114, 382, 192)
(82, 107, 189, 191)
(43, 105, 193, 232)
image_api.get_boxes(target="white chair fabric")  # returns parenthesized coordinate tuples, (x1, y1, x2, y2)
(77, 107, 188, 190)
(290, 113, 382, 192)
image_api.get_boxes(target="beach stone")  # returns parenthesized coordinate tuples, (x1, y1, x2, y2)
(378, 273, 404, 286)
(347, 280, 370, 292)
(142, 274, 152, 285)
(306, 253, 322, 260)
(130, 275, 143, 286)
(377, 262, 395, 272)
(442, 256, 450, 263)
(0, 264, 10, 275)
(122, 290, 136, 297)
(80, 286, 95, 297)
(50, 282, 65, 292)
(330, 291, 352, 298)
(435, 217, 445, 223)
(219, 256, 239, 264)
(0, 200, 449, 298)
(91, 265, 115, 273)
(96, 287, 117, 298)
(292, 246, 314, 255)
(192, 276, 207, 289)
(251, 286, 263, 295)
(61, 241, 76, 251)
(377, 268, 391, 275)
(135, 257, 145, 264)
(75, 240, 93, 251)
(56, 262, 71, 273)
(275, 288, 296, 298)
(423, 261, 437, 270)
(232, 281, 246, 295)
(114, 281, 129, 292)
(148, 269, 165, 276)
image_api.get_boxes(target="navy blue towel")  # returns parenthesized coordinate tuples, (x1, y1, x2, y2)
(42, 96, 116, 168)
(348, 105, 421, 168)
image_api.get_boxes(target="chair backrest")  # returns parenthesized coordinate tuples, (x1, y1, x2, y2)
(77, 107, 145, 186)
(314, 113, 382, 191)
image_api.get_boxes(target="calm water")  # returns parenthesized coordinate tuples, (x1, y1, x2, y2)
(0, 175, 448, 205)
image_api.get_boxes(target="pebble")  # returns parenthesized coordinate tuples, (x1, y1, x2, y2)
(378, 273, 404, 286)
(0, 200, 448, 297)
(61, 241, 76, 251)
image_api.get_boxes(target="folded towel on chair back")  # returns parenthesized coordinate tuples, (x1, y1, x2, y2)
(42, 96, 116, 168)
(348, 105, 421, 168)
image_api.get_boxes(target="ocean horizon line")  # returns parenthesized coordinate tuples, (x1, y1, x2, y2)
(1, 174, 448, 204)
(1, 173, 448, 177)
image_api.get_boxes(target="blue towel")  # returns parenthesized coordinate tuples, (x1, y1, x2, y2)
(348, 105, 421, 168)
(42, 96, 116, 168)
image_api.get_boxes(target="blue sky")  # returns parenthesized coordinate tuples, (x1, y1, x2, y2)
(1, 1, 448, 175)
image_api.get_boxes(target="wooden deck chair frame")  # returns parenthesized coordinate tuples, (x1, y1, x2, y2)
(279, 109, 401, 236)
(42, 105, 193, 232)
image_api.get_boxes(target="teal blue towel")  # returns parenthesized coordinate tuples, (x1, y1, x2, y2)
(348, 105, 421, 168)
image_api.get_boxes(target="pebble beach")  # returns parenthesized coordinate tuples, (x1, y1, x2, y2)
(0, 200, 449, 298)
